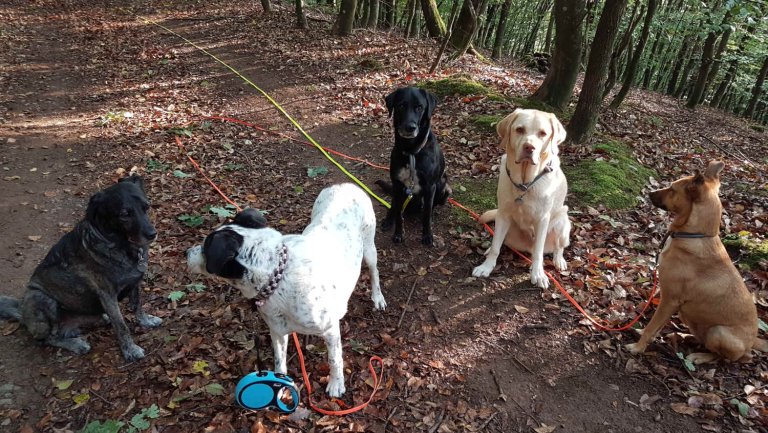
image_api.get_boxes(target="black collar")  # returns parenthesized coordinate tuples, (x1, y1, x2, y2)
(253, 244, 288, 307)
(399, 128, 431, 157)
(669, 232, 716, 239)
(506, 161, 553, 203)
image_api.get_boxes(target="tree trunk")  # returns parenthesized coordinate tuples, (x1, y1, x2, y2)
(581, 0, 596, 65)
(295, 0, 307, 29)
(686, 9, 732, 109)
(710, 21, 757, 106)
(521, 0, 553, 56)
(568, 0, 628, 144)
(332, 0, 357, 35)
(420, 0, 446, 37)
(380, 0, 394, 28)
(407, 0, 420, 38)
(666, 36, 691, 95)
(450, 0, 481, 55)
(543, 6, 555, 53)
(366, 0, 379, 28)
(480, 4, 497, 47)
(260, 0, 272, 14)
(674, 40, 700, 97)
(491, 0, 513, 60)
(745, 56, 768, 118)
(530, 0, 587, 111)
(701, 22, 732, 101)
(639, 16, 664, 88)
(603, 1, 644, 100)
(610, 0, 657, 108)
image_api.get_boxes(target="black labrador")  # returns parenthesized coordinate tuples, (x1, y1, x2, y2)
(379, 87, 451, 246)
(0, 175, 161, 361)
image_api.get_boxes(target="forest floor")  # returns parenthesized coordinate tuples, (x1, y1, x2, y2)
(1, 1, 766, 432)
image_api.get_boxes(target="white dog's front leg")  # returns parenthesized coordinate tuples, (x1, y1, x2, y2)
(323, 325, 346, 397)
(270, 331, 289, 375)
(472, 215, 511, 278)
(530, 215, 551, 288)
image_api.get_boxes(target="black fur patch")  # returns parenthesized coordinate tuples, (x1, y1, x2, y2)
(203, 229, 246, 279)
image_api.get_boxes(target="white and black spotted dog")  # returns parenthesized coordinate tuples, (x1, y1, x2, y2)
(186, 183, 386, 397)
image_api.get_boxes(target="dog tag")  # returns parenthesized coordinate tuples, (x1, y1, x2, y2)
(515, 196, 524, 204)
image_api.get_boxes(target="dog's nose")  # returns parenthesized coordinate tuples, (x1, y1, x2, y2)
(404, 124, 417, 134)
(145, 227, 158, 240)
(523, 143, 535, 154)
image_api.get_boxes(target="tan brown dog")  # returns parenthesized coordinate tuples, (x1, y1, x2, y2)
(626, 160, 767, 363)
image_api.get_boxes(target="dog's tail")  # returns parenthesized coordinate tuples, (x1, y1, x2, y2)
(374, 180, 393, 196)
(478, 209, 498, 225)
(0, 296, 21, 320)
(753, 338, 768, 353)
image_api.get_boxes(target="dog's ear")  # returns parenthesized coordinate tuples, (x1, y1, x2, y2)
(86, 191, 105, 222)
(233, 208, 267, 229)
(420, 89, 438, 119)
(384, 89, 398, 118)
(704, 160, 724, 180)
(203, 229, 245, 279)
(496, 109, 522, 145)
(548, 113, 567, 155)
(119, 175, 146, 192)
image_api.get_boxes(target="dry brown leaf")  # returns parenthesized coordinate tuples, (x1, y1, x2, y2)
(533, 424, 556, 433)
(670, 402, 700, 416)
(514, 304, 530, 313)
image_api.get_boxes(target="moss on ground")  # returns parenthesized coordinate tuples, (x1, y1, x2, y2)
(470, 114, 505, 133)
(508, 96, 560, 115)
(418, 74, 496, 99)
(563, 139, 656, 210)
(722, 233, 768, 270)
(450, 177, 497, 225)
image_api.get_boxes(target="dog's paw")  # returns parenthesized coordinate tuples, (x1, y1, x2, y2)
(530, 266, 549, 288)
(553, 256, 568, 271)
(60, 327, 82, 338)
(421, 233, 433, 246)
(392, 233, 404, 244)
(472, 262, 494, 278)
(372, 292, 387, 310)
(688, 352, 719, 365)
(121, 343, 146, 362)
(326, 378, 346, 398)
(66, 337, 92, 354)
(625, 342, 646, 355)
(138, 314, 162, 328)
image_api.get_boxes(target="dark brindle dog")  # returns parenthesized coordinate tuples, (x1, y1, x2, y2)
(378, 87, 451, 246)
(0, 176, 161, 361)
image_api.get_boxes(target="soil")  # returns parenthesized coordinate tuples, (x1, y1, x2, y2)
(0, 1, 764, 433)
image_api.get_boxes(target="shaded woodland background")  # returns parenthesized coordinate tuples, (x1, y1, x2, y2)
(1, 0, 767, 432)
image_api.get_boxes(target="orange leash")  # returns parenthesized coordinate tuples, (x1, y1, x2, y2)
(202, 116, 658, 332)
(175, 135, 382, 416)
(293, 334, 383, 416)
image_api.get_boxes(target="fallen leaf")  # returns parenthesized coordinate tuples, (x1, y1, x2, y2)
(533, 424, 556, 433)
(28, 235, 42, 241)
(514, 304, 530, 313)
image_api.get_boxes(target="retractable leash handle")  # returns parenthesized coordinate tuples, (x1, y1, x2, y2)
(235, 371, 300, 413)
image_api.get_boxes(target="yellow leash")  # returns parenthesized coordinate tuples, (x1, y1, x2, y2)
(137, 15, 391, 209)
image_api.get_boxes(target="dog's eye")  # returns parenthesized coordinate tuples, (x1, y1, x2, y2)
(119, 209, 130, 218)
(538, 130, 547, 137)
(415, 105, 423, 112)
(515, 126, 525, 134)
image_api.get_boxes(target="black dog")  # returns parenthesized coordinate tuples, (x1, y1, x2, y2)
(0, 176, 161, 361)
(379, 87, 451, 246)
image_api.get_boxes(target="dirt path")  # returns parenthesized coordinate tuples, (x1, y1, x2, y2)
(0, 1, 758, 432)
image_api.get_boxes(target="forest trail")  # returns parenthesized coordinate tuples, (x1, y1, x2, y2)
(0, 1, 764, 432)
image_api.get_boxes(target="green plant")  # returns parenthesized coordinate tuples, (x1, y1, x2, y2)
(146, 159, 170, 172)
(177, 214, 204, 227)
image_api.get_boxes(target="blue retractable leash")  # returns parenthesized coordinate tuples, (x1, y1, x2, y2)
(235, 319, 299, 413)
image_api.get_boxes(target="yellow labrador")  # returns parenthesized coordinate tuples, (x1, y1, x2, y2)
(472, 109, 570, 288)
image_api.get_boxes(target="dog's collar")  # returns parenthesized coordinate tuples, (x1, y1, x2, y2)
(399, 128, 431, 157)
(669, 232, 716, 239)
(506, 161, 553, 203)
(253, 244, 288, 307)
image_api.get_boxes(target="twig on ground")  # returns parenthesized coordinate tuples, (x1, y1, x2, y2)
(383, 405, 399, 433)
(89, 389, 116, 407)
(698, 133, 756, 167)
(427, 407, 446, 433)
(481, 337, 535, 375)
(478, 410, 500, 430)
(430, 308, 442, 325)
(490, 368, 507, 402)
(397, 278, 420, 330)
